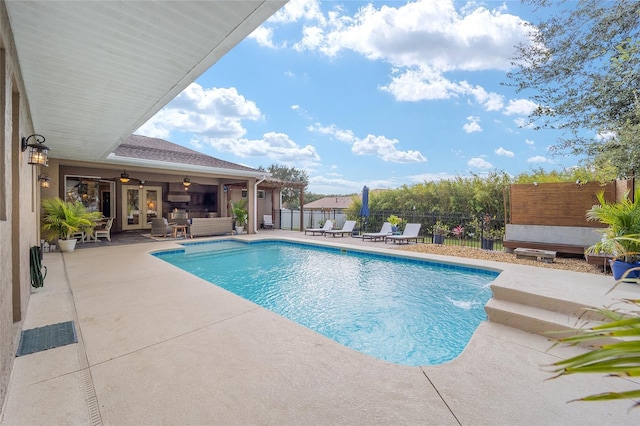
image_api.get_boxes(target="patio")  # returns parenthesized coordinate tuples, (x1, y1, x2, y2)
(2, 231, 639, 425)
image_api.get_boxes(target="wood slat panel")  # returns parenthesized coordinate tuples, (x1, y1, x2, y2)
(510, 181, 615, 227)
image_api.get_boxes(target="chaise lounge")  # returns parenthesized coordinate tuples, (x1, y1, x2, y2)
(362, 222, 392, 242)
(385, 223, 423, 244)
(305, 220, 333, 236)
(324, 220, 356, 237)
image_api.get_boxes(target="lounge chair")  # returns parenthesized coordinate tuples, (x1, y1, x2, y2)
(263, 215, 274, 230)
(324, 220, 356, 237)
(362, 222, 392, 242)
(305, 220, 333, 236)
(385, 223, 423, 244)
(151, 218, 174, 237)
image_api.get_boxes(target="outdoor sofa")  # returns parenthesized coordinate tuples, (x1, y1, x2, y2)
(189, 217, 233, 237)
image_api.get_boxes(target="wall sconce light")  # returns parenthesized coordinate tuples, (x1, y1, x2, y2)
(183, 176, 191, 187)
(38, 173, 51, 188)
(139, 180, 145, 189)
(119, 170, 130, 183)
(21, 134, 50, 166)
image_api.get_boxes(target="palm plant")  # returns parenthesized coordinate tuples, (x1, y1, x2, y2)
(231, 199, 248, 227)
(586, 190, 640, 263)
(550, 233, 640, 407)
(41, 197, 102, 241)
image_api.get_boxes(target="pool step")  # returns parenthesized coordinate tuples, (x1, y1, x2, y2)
(485, 285, 616, 347)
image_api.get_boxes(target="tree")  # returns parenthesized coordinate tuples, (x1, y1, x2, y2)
(508, 0, 640, 177)
(258, 164, 309, 209)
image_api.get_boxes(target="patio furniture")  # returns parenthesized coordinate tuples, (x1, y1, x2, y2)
(324, 220, 356, 237)
(385, 223, 423, 244)
(263, 215, 274, 230)
(151, 218, 174, 237)
(362, 222, 392, 242)
(94, 217, 114, 242)
(189, 217, 233, 237)
(305, 220, 333, 236)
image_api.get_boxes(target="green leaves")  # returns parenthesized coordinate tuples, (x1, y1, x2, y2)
(550, 298, 640, 407)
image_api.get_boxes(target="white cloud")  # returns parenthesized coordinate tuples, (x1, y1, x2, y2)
(264, 0, 531, 109)
(525, 138, 535, 145)
(463, 116, 482, 133)
(527, 155, 548, 163)
(308, 123, 426, 163)
(495, 147, 514, 157)
(503, 98, 538, 116)
(408, 172, 457, 182)
(202, 132, 320, 166)
(249, 26, 277, 48)
(468, 157, 493, 169)
(137, 83, 261, 139)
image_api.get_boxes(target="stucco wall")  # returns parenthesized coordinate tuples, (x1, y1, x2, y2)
(0, 1, 39, 411)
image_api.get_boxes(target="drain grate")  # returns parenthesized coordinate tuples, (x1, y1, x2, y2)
(16, 321, 77, 357)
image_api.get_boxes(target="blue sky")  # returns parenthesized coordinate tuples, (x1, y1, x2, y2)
(137, 0, 579, 194)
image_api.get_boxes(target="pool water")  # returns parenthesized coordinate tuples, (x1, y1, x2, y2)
(154, 240, 498, 366)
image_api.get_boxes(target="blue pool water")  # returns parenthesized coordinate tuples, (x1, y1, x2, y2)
(153, 240, 498, 366)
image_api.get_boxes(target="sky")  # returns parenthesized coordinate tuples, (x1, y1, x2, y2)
(137, 0, 579, 195)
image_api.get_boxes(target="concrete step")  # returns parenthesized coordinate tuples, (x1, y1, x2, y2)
(485, 298, 616, 347)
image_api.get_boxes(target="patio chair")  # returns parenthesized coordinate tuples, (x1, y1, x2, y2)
(151, 218, 174, 237)
(385, 223, 423, 244)
(304, 220, 333, 236)
(94, 217, 114, 242)
(324, 220, 356, 237)
(263, 215, 274, 230)
(362, 222, 392, 242)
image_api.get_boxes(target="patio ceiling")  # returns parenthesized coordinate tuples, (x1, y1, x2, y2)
(6, 1, 286, 164)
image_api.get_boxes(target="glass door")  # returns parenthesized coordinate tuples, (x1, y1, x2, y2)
(121, 185, 163, 230)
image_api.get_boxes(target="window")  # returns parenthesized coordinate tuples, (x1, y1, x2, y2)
(258, 190, 265, 199)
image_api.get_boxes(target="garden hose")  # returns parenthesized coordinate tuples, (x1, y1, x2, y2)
(29, 246, 46, 288)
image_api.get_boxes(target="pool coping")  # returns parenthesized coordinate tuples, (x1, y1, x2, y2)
(3, 231, 640, 424)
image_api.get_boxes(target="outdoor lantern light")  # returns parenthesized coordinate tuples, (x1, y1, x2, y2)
(183, 176, 191, 187)
(38, 173, 51, 188)
(139, 180, 145, 189)
(21, 134, 50, 166)
(119, 170, 130, 183)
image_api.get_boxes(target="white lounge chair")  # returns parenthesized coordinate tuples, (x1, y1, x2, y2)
(385, 223, 423, 244)
(324, 220, 356, 237)
(305, 220, 333, 236)
(263, 215, 274, 230)
(362, 222, 392, 242)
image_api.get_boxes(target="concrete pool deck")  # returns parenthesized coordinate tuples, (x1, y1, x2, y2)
(2, 231, 640, 425)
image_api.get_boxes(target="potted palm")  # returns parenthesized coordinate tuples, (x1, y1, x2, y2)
(433, 220, 449, 245)
(585, 189, 640, 280)
(231, 199, 248, 234)
(41, 197, 102, 252)
(387, 214, 402, 233)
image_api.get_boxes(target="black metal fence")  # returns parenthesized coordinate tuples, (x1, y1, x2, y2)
(272, 209, 506, 250)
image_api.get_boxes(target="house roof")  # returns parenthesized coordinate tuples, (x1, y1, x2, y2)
(114, 135, 258, 173)
(305, 196, 354, 210)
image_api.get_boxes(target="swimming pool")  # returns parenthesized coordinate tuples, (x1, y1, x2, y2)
(153, 240, 499, 366)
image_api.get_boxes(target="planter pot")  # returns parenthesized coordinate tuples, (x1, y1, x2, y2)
(235, 226, 245, 234)
(481, 238, 494, 250)
(433, 234, 445, 245)
(610, 260, 640, 282)
(391, 225, 398, 233)
(58, 239, 77, 253)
